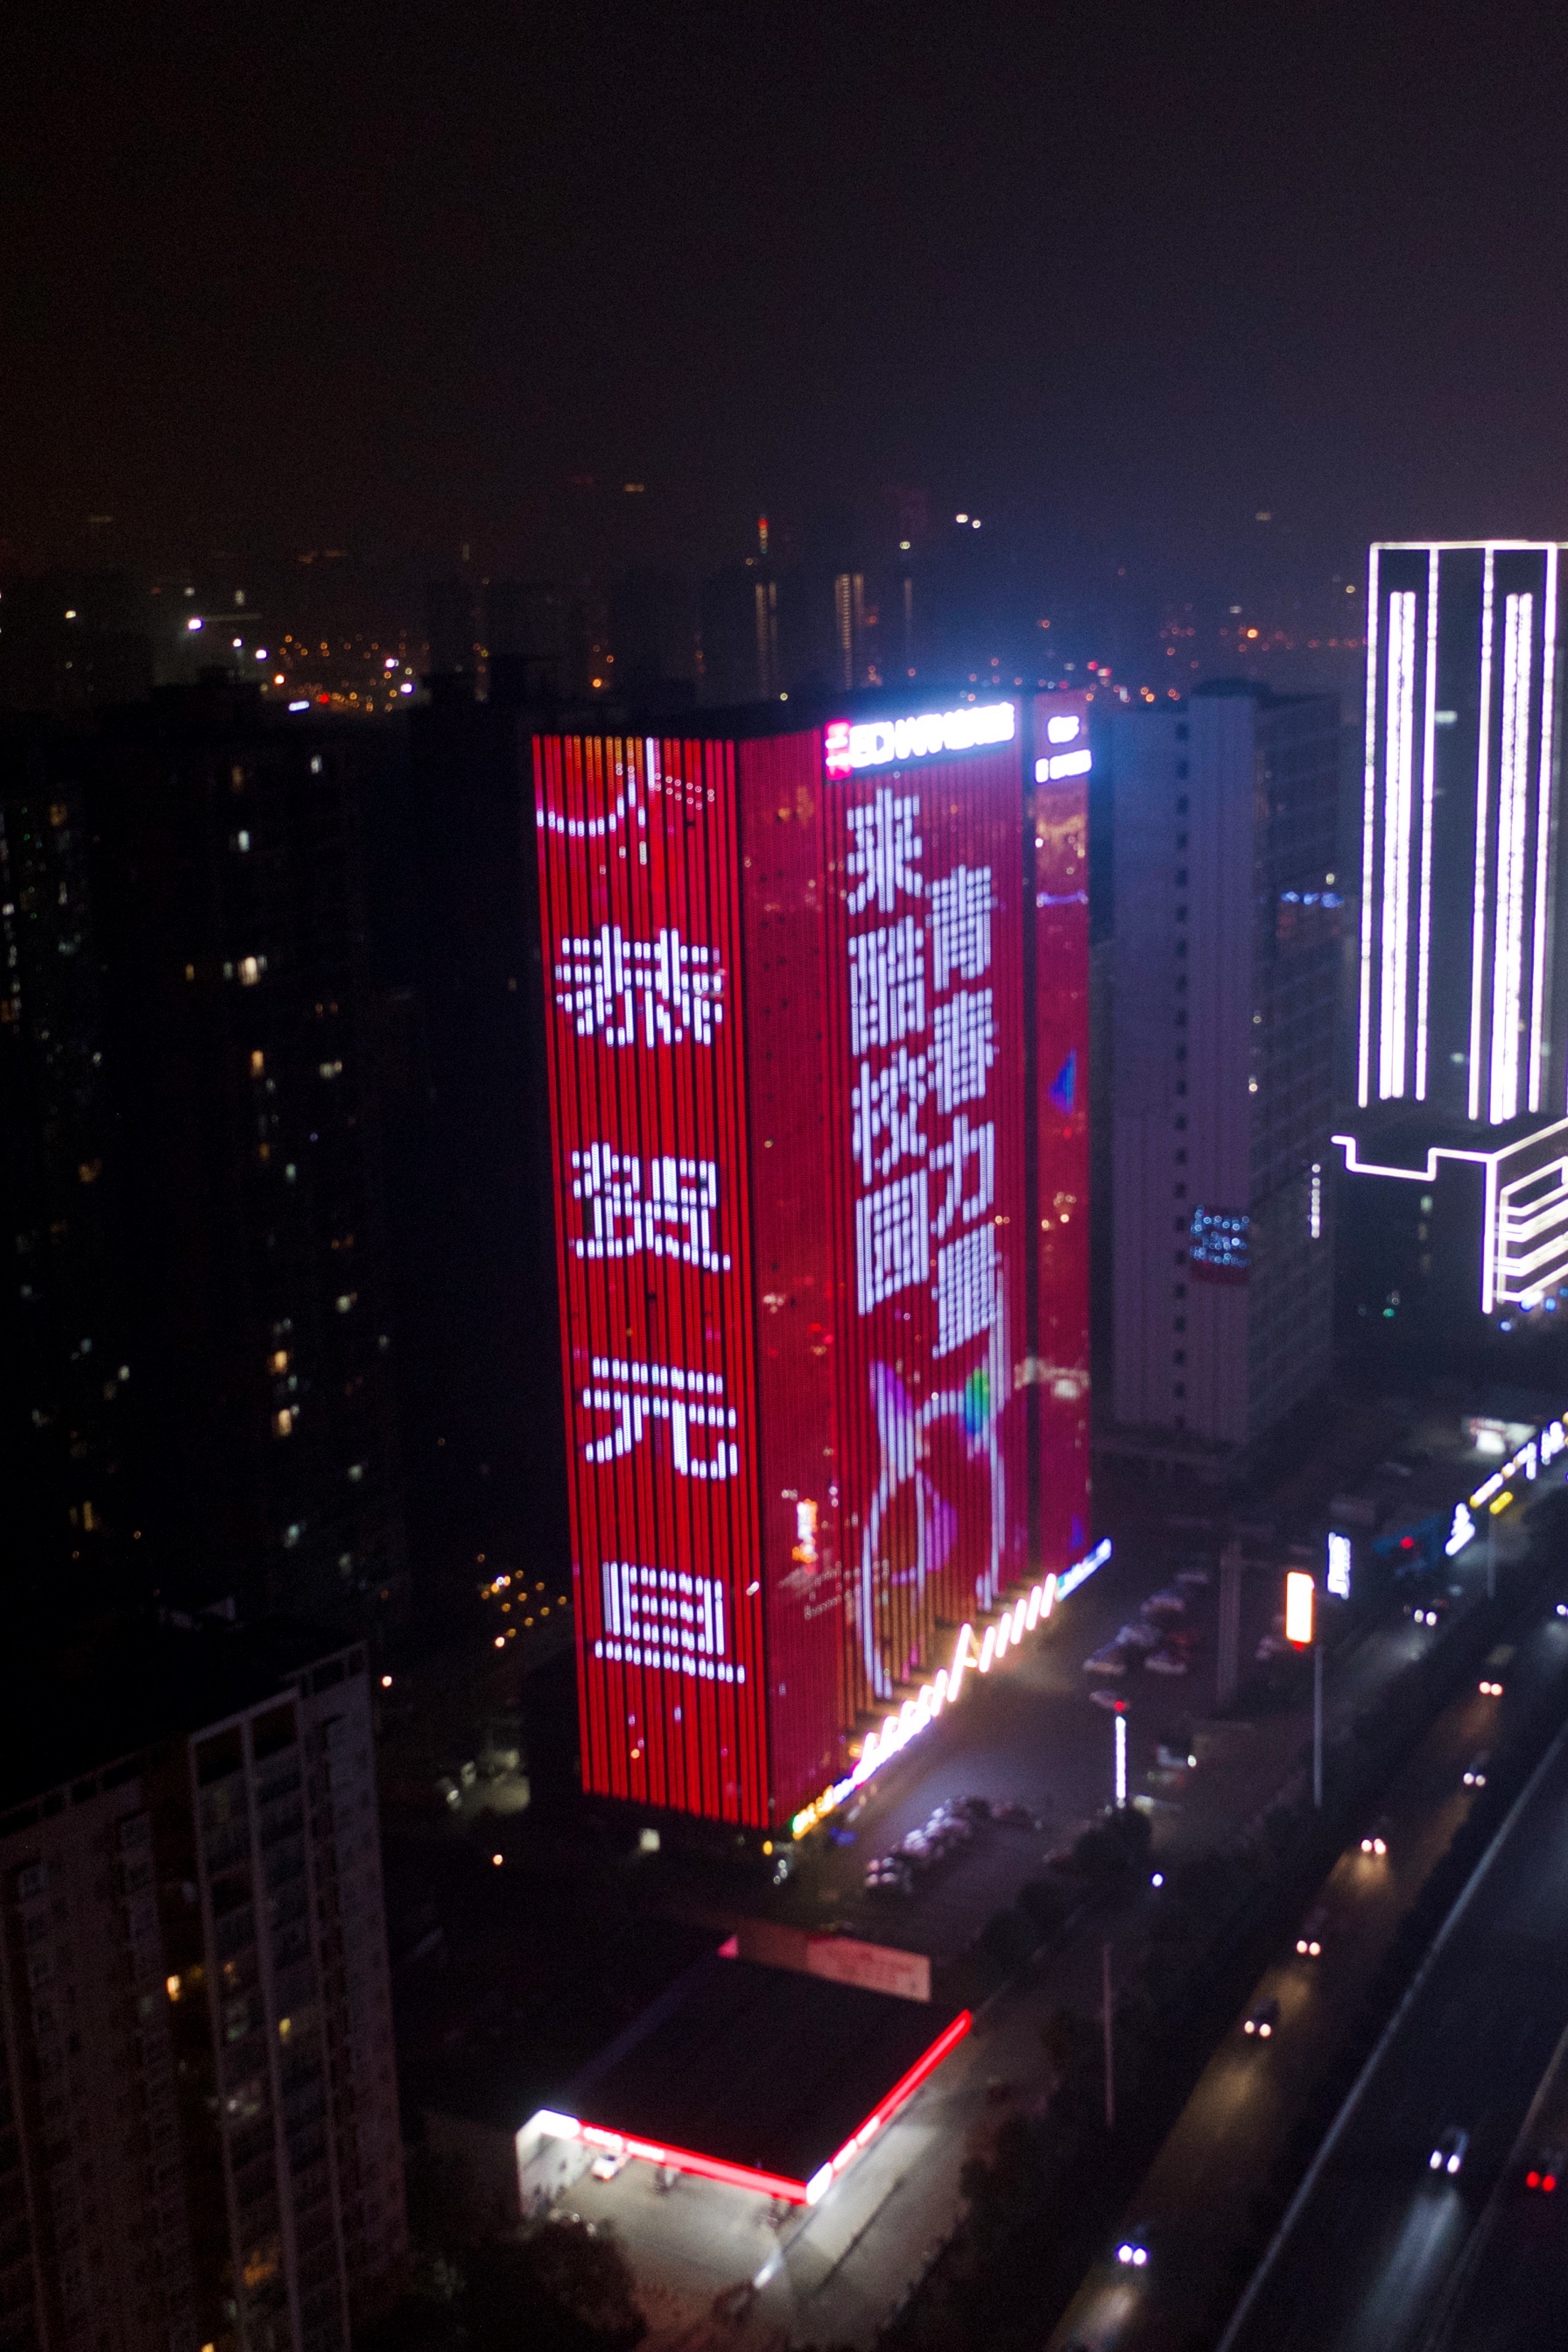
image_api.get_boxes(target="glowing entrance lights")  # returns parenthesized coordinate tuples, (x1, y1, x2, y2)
(824, 701, 1016, 778)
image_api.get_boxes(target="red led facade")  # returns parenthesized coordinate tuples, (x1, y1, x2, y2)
(534, 700, 1091, 1832)
(1031, 694, 1093, 1571)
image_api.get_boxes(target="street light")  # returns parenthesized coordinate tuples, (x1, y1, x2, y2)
(1285, 1571, 1323, 1809)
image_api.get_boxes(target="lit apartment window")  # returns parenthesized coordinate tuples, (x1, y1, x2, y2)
(239, 955, 262, 986)
(270, 1349, 290, 1375)
(318, 1060, 343, 1080)
(335, 1292, 356, 1313)
(347, 1462, 365, 1484)
(274, 1407, 293, 1437)
(250, 1049, 264, 1075)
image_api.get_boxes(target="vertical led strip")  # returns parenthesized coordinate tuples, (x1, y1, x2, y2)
(1469, 549, 1497, 1122)
(1531, 548, 1558, 1115)
(1491, 592, 1533, 1123)
(1378, 591, 1417, 1098)
(1358, 547, 1382, 1109)
(1415, 548, 1440, 1100)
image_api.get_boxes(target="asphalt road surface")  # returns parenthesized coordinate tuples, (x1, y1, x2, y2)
(1213, 1628, 1568, 2352)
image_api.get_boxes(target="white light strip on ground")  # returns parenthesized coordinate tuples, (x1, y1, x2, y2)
(1380, 591, 1417, 1097)
(1532, 548, 1558, 1116)
(1470, 549, 1496, 1122)
(1492, 592, 1533, 1123)
(1359, 546, 1381, 1109)
(1416, 547, 1439, 1100)
(788, 1540, 1112, 1838)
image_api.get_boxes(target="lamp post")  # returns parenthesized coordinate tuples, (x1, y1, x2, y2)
(1285, 1569, 1322, 1808)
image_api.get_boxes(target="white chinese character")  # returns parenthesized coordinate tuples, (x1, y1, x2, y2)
(852, 1048, 929, 1183)
(572, 1149, 731, 1271)
(847, 916, 926, 1052)
(846, 790, 924, 916)
(553, 925, 724, 1047)
(930, 1113, 995, 1237)
(854, 1170, 930, 1313)
(932, 988, 996, 1112)
(932, 865, 993, 989)
(934, 1224, 998, 1356)
(579, 1357, 738, 1480)
(649, 1156, 730, 1271)
(572, 1144, 643, 1257)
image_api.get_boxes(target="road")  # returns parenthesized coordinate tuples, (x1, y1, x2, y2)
(1205, 1614, 1568, 2352)
(1044, 1502, 1568, 2352)
(1431, 2006, 1568, 2350)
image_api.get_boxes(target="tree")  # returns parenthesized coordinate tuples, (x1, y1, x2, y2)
(461, 2221, 646, 2352)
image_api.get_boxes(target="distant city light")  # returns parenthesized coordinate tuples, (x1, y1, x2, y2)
(186, 616, 202, 632)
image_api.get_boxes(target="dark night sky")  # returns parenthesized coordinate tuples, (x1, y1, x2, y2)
(5, 0, 1568, 599)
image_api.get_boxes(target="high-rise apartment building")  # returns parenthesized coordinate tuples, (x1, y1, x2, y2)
(0, 1621, 404, 2352)
(1109, 682, 1341, 1448)
(1339, 542, 1568, 1327)
(86, 685, 407, 1629)
(0, 725, 132, 1609)
(532, 689, 1091, 1837)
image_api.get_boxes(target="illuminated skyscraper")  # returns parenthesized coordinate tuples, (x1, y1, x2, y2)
(1109, 683, 1341, 1449)
(1339, 543, 1568, 1323)
(531, 693, 1091, 1835)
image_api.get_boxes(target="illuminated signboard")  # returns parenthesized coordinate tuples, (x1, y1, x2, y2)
(1325, 1531, 1353, 1599)
(535, 696, 1092, 1832)
(1284, 1570, 1315, 1646)
(824, 700, 1016, 776)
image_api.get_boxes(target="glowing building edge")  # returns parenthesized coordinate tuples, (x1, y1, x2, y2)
(519, 2010, 973, 2208)
(789, 1539, 1113, 1839)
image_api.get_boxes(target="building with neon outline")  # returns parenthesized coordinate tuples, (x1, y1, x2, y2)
(1340, 542, 1568, 1327)
(531, 692, 1090, 1833)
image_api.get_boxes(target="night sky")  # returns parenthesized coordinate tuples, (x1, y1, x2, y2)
(6, 0, 1568, 599)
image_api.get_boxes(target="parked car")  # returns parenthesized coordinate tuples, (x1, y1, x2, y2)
(1142, 1588, 1188, 1621)
(1175, 1567, 1212, 1589)
(1156, 1741, 1197, 1770)
(1116, 1621, 1162, 1651)
(1085, 1643, 1129, 1677)
(1145, 1648, 1189, 1677)
(992, 1800, 1036, 1829)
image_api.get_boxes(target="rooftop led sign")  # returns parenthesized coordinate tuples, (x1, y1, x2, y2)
(824, 699, 1016, 777)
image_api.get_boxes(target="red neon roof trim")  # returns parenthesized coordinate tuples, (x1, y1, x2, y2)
(580, 2124, 809, 2203)
(828, 2009, 973, 2172)
(575, 2008, 972, 2203)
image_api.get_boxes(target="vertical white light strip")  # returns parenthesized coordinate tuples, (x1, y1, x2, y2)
(1469, 548, 1496, 1122)
(1415, 548, 1440, 1099)
(1359, 546, 1381, 1109)
(1379, 591, 1417, 1097)
(1530, 548, 1558, 1114)
(1490, 591, 1533, 1123)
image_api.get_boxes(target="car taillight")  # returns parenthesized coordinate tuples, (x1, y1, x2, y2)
(1528, 2171, 1541, 2188)
(1546, 2175, 1557, 2193)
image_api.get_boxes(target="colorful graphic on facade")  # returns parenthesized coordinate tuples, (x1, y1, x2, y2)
(535, 701, 1091, 1832)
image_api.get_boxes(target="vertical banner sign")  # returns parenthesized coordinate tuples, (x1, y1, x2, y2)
(1031, 692, 1093, 1572)
(819, 716, 1030, 1711)
(535, 735, 768, 1825)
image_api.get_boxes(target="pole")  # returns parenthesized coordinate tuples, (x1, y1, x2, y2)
(1217, 1539, 1242, 1710)
(1487, 1519, 1497, 1602)
(1102, 1940, 1114, 2130)
(1312, 1642, 1324, 1810)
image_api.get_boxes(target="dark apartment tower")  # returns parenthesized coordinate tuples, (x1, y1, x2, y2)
(482, 583, 594, 708)
(0, 1621, 405, 2352)
(604, 570, 696, 703)
(88, 685, 407, 1631)
(0, 722, 131, 1611)
(392, 694, 567, 1614)
(422, 582, 476, 687)
(697, 563, 781, 705)
(1108, 682, 1342, 1452)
